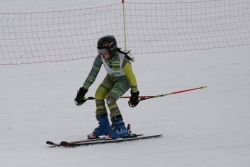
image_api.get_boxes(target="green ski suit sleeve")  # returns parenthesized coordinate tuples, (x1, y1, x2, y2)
(82, 55, 102, 89)
(123, 60, 138, 93)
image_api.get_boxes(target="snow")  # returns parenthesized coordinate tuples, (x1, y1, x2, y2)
(1, 0, 250, 167)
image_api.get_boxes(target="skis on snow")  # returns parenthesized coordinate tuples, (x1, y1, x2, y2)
(46, 137, 105, 147)
(46, 134, 162, 147)
(46, 124, 162, 147)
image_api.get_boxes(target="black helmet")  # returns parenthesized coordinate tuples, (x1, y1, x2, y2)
(97, 35, 117, 56)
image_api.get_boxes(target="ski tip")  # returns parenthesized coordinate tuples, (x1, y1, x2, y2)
(46, 141, 54, 145)
(158, 134, 163, 137)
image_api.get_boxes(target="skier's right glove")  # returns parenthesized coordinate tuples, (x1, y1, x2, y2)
(74, 87, 88, 106)
(128, 91, 140, 108)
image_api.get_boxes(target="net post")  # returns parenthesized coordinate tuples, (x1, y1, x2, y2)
(122, 0, 127, 51)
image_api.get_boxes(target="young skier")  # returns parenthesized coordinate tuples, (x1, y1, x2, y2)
(74, 35, 140, 139)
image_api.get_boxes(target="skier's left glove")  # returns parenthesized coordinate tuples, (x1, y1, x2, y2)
(75, 87, 88, 106)
(128, 91, 140, 108)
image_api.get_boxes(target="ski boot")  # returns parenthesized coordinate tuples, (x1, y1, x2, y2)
(107, 115, 129, 139)
(88, 115, 112, 139)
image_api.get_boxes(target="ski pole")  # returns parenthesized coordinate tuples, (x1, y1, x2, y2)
(83, 86, 207, 101)
(138, 86, 207, 101)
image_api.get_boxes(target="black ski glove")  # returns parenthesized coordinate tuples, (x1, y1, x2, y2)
(75, 87, 88, 106)
(128, 91, 140, 108)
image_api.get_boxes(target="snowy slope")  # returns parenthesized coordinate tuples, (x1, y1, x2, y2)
(1, 0, 250, 167)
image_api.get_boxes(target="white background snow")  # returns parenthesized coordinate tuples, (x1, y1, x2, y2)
(1, 0, 250, 166)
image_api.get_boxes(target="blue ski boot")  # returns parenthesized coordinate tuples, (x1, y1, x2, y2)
(88, 115, 111, 138)
(108, 115, 129, 139)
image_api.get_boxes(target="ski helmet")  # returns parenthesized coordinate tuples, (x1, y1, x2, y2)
(97, 35, 117, 56)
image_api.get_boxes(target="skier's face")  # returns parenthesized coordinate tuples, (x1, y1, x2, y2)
(98, 48, 110, 60)
(101, 52, 110, 60)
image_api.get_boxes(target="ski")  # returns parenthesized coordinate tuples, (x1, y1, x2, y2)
(46, 137, 105, 147)
(46, 134, 144, 147)
(60, 134, 162, 147)
(46, 141, 61, 147)
(46, 124, 161, 147)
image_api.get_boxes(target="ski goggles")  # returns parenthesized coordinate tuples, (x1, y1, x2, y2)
(98, 48, 109, 55)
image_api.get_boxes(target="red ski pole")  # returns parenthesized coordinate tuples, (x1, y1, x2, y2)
(122, 86, 207, 101)
(83, 86, 207, 101)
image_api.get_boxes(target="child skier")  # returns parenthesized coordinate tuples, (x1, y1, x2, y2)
(74, 35, 140, 139)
